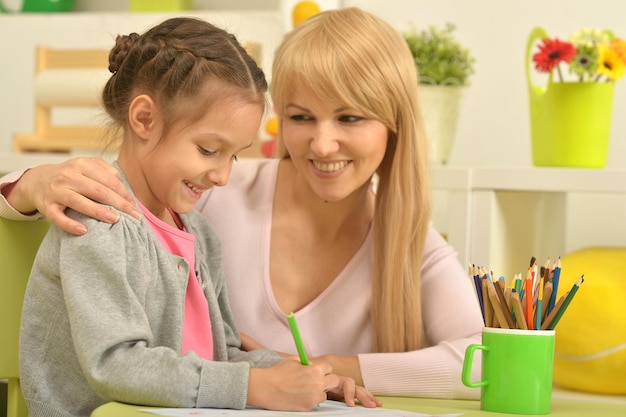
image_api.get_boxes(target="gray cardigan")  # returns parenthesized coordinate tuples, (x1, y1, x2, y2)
(19, 167, 280, 417)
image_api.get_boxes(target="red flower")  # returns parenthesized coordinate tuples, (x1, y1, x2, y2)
(533, 38, 577, 72)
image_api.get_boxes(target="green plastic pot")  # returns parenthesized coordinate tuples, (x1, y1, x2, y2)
(526, 27, 614, 168)
(0, 0, 76, 13)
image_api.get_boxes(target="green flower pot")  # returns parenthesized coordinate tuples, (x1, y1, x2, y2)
(526, 27, 614, 168)
(0, 0, 75, 12)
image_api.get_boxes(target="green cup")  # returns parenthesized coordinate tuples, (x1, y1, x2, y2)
(462, 328, 555, 415)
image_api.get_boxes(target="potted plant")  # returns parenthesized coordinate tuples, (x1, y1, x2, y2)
(526, 27, 625, 168)
(403, 23, 475, 164)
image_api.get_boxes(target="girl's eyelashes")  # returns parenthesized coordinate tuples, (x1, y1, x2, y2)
(197, 145, 240, 161)
(197, 146, 216, 156)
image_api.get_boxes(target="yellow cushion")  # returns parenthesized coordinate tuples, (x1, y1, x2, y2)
(553, 247, 626, 394)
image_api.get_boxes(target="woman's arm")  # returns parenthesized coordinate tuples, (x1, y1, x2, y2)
(315, 354, 364, 386)
(0, 157, 139, 234)
(356, 227, 484, 399)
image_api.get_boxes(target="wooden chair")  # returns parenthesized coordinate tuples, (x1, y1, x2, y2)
(0, 218, 50, 417)
(12, 42, 263, 156)
(13, 46, 113, 153)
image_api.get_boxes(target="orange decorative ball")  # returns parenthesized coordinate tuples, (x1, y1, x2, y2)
(264, 117, 278, 137)
(292, 1, 321, 27)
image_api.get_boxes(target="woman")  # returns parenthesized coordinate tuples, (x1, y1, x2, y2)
(1, 7, 483, 399)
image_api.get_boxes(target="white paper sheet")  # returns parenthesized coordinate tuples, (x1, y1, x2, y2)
(140, 400, 461, 417)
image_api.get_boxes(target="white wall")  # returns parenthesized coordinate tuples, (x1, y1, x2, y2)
(4, 0, 625, 166)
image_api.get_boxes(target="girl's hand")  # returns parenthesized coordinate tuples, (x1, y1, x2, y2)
(247, 358, 382, 411)
(5, 157, 139, 234)
(247, 358, 336, 411)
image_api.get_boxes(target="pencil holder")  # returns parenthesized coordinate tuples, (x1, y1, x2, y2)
(462, 328, 555, 415)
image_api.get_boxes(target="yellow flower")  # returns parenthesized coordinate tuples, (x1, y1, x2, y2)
(597, 45, 625, 81)
(610, 38, 626, 64)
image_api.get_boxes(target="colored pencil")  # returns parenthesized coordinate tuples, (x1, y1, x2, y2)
(494, 278, 515, 328)
(471, 266, 485, 319)
(548, 257, 562, 314)
(541, 291, 569, 330)
(287, 312, 309, 365)
(482, 277, 494, 327)
(541, 281, 553, 322)
(487, 283, 510, 329)
(525, 267, 534, 329)
(535, 274, 544, 330)
(547, 275, 584, 330)
(511, 289, 528, 330)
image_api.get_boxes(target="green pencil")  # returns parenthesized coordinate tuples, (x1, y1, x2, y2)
(547, 275, 584, 330)
(287, 312, 309, 365)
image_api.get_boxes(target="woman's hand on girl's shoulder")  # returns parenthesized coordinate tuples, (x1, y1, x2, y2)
(14, 157, 139, 235)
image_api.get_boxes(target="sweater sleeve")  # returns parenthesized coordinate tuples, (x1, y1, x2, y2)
(358, 226, 483, 399)
(0, 169, 43, 220)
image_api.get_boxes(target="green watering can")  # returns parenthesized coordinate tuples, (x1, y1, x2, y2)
(526, 26, 614, 168)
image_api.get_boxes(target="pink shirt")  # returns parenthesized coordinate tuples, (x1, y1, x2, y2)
(197, 159, 484, 399)
(137, 200, 213, 360)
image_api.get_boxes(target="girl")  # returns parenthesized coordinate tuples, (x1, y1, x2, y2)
(16, 16, 378, 417)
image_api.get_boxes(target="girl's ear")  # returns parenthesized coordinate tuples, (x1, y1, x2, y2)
(128, 94, 161, 140)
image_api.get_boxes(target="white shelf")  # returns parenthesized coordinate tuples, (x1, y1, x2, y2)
(472, 166, 626, 193)
(430, 165, 626, 278)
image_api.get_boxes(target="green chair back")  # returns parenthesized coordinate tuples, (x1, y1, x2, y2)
(0, 218, 49, 417)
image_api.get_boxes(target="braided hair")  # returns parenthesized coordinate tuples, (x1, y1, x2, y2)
(102, 17, 267, 143)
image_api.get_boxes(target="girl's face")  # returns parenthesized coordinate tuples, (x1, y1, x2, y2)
(281, 85, 388, 202)
(140, 96, 263, 217)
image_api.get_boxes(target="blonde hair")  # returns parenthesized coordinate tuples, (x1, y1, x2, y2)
(271, 8, 431, 352)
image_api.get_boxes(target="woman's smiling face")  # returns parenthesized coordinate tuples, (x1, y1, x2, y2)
(281, 85, 388, 202)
